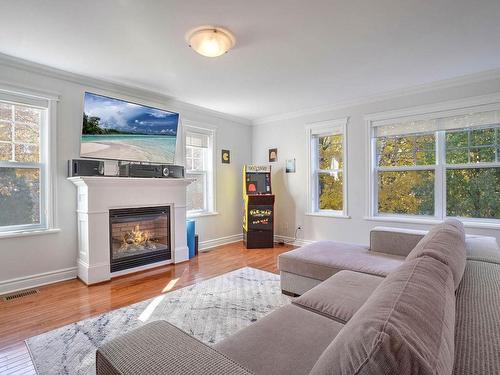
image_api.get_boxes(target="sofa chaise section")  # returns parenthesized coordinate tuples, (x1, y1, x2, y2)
(278, 240, 405, 295)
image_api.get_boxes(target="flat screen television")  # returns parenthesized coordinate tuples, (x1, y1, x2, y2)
(80, 92, 179, 164)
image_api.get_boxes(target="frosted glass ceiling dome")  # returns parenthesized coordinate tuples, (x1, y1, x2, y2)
(186, 26, 236, 57)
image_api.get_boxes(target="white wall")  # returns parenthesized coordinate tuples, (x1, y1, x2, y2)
(0, 56, 252, 292)
(252, 76, 500, 245)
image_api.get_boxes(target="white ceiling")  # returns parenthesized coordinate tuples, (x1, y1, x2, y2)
(0, 0, 500, 122)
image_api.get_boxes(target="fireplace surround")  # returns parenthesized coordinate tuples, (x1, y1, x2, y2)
(68, 176, 192, 284)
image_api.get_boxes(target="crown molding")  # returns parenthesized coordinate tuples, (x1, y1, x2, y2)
(0, 52, 252, 126)
(252, 68, 500, 126)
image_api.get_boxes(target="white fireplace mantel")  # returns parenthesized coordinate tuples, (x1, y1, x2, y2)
(68, 176, 192, 285)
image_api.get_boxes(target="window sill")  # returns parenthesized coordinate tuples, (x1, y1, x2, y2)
(0, 228, 61, 239)
(187, 211, 219, 219)
(305, 212, 351, 219)
(364, 216, 500, 230)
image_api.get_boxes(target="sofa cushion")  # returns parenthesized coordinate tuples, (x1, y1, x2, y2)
(453, 260, 500, 375)
(406, 218, 466, 289)
(465, 236, 500, 264)
(293, 270, 383, 323)
(370, 226, 427, 257)
(309, 256, 455, 375)
(278, 241, 404, 281)
(215, 304, 344, 375)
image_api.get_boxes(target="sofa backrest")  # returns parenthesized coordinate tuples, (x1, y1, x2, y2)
(309, 256, 456, 375)
(370, 227, 427, 256)
(406, 218, 466, 289)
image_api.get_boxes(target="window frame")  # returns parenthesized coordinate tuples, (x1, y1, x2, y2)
(366, 96, 500, 226)
(183, 121, 216, 217)
(0, 87, 58, 235)
(306, 118, 349, 218)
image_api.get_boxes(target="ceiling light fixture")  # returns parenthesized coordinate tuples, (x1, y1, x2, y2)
(186, 26, 235, 57)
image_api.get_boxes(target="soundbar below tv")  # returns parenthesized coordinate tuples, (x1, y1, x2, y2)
(80, 92, 179, 164)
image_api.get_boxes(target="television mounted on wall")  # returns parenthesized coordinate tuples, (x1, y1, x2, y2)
(80, 92, 179, 164)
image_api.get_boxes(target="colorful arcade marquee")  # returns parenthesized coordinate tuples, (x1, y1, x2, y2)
(243, 165, 275, 248)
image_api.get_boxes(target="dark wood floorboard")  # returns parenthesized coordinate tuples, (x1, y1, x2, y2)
(0, 242, 292, 373)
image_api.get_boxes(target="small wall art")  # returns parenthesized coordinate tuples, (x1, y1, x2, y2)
(286, 158, 296, 173)
(221, 149, 230, 164)
(268, 148, 278, 162)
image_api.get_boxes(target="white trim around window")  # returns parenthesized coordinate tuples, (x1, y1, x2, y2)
(182, 120, 217, 217)
(0, 86, 58, 235)
(306, 117, 349, 218)
(365, 93, 500, 227)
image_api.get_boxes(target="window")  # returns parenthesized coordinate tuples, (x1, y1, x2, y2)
(185, 127, 215, 215)
(0, 93, 51, 232)
(307, 118, 348, 216)
(370, 105, 500, 222)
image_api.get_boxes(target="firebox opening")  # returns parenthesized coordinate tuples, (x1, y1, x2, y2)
(109, 206, 171, 273)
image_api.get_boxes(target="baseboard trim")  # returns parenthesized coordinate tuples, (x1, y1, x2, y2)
(199, 234, 244, 252)
(0, 267, 78, 295)
(274, 235, 315, 247)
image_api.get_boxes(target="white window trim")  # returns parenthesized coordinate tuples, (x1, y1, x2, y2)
(306, 117, 349, 218)
(365, 93, 500, 227)
(0, 86, 59, 235)
(182, 119, 217, 217)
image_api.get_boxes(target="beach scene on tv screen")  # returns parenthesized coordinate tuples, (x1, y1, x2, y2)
(80, 92, 179, 163)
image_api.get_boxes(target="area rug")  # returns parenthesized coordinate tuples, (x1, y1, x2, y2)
(26, 267, 290, 375)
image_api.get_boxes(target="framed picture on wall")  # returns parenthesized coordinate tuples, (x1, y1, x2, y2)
(286, 158, 296, 173)
(221, 149, 230, 164)
(269, 148, 278, 162)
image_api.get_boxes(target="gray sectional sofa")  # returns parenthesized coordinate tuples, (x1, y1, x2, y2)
(96, 219, 500, 375)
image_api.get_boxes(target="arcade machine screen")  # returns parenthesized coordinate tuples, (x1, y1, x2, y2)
(246, 173, 270, 194)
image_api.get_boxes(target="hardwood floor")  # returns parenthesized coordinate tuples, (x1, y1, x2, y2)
(0, 241, 292, 374)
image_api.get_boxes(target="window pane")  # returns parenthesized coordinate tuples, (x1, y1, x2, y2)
(15, 105, 41, 124)
(0, 103, 12, 121)
(0, 143, 11, 161)
(15, 143, 39, 163)
(470, 128, 495, 146)
(469, 147, 495, 163)
(377, 136, 412, 167)
(0, 121, 11, 141)
(318, 172, 343, 211)
(378, 170, 434, 216)
(416, 151, 435, 165)
(192, 148, 202, 159)
(446, 149, 468, 164)
(186, 173, 205, 211)
(415, 134, 435, 150)
(318, 134, 343, 170)
(377, 134, 435, 167)
(446, 126, 500, 165)
(0, 167, 40, 226)
(446, 167, 500, 219)
(446, 130, 468, 149)
(15, 123, 39, 143)
(192, 156, 203, 171)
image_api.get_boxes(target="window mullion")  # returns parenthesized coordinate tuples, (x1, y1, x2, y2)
(436, 131, 446, 219)
(10, 105, 15, 161)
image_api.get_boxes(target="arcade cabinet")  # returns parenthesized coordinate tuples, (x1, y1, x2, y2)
(243, 165, 275, 248)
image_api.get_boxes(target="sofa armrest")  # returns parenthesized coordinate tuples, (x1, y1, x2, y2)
(96, 320, 254, 375)
(370, 226, 427, 257)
